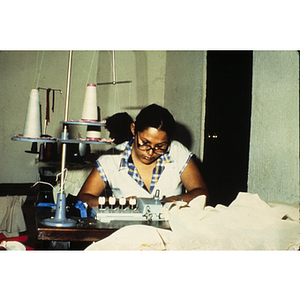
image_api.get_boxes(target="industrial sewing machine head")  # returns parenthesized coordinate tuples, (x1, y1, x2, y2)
(93, 189, 165, 222)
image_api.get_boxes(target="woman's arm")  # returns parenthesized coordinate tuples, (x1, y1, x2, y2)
(77, 166, 106, 207)
(162, 157, 209, 204)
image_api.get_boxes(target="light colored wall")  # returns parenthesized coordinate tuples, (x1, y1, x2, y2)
(96, 50, 166, 127)
(0, 50, 207, 183)
(248, 51, 299, 204)
(0, 50, 168, 183)
(1, 51, 67, 183)
(0, 50, 100, 183)
(2, 50, 299, 207)
(164, 51, 207, 160)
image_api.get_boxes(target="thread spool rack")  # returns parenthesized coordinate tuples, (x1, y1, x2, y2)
(11, 51, 113, 228)
(11, 120, 110, 145)
(59, 120, 110, 145)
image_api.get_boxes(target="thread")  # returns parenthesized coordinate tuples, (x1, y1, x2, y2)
(23, 89, 41, 138)
(86, 125, 101, 140)
(83, 84, 101, 140)
(32, 51, 44, 88)
(81, 83, 97, 121)
(86, 51, 97, 86)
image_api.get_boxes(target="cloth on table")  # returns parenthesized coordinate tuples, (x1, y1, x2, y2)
(0, 195, 27, 238)
(85, 224, 183, 251)
(85, 192, 299, 251)
(53, 165, 93, 201)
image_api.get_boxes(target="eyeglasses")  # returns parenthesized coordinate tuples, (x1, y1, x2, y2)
(136, 133, 168, 155)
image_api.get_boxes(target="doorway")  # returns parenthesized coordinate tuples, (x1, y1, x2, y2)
(201, 51, 253, 207)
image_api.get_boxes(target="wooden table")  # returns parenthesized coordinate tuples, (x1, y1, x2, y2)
(36, 206, 170, 243)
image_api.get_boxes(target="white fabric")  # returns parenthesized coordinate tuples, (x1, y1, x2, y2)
(53, 165, 93, 200)
(0, 195, 27, 238)
(0, 240, 26, 250)
(85, 193, 300, 251)
(97, 140, 191, 199)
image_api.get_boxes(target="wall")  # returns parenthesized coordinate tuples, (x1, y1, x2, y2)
(0, 50, 168, 183)
(2, 50, 298, 207)
(1, 51, 67, 183)
(248, 51, 299, 204)
(96, 51, 166, 126)
(164, 51, 207, 160)
(0, 51, 101, 183)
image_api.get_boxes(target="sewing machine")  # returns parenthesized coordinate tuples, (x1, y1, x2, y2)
(92, 193, 165, 222)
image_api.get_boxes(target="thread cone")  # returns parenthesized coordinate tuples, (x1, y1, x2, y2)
(23, 89, 41, 138)
(81, 83, 97, 121)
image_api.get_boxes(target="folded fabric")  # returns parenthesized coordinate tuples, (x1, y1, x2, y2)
(0, 195, 27, 238)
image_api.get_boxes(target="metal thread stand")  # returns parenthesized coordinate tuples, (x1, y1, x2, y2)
(42, 50, 76, 227)
(43, 193, 76, 227)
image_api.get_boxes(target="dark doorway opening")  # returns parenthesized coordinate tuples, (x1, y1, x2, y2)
(201, 51, 253, 207)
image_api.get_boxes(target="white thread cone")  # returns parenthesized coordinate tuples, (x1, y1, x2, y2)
(81, 83, 97, 121)
(23, 89, 41, 138)
(86, 125, 101, 140)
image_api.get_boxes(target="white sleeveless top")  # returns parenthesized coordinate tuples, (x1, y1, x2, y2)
(96, 140, 192, 199)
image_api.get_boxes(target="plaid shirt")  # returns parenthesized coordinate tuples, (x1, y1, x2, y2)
(96, 138, 192, 194)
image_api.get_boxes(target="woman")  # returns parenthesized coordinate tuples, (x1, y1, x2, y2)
(78, 104, 209, 207)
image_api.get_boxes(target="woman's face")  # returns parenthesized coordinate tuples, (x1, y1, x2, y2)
(132, 126, 169, 165)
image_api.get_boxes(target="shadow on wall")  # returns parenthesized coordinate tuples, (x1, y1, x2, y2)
(173, 122, 208, 201)
(173, 122, 192, 151)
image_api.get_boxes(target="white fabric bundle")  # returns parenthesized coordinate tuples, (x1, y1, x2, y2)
(0, 195, 27, 238)
(165, 193, 299, 250)
(85, 192, 299, 251)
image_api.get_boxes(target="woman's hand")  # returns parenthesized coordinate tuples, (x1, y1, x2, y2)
(163, 158, 209, 205)
(77, 166, 106, 207)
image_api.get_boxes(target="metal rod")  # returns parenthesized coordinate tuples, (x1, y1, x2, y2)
(41, 50, 76, 227)
(112, 50, 116, 85)
(97, 80, 132, 85)
(60, 50, 73, 194)
(38, 87, 62, 93)
(43, 119, 47, 135)
(97, 50, 132, 86)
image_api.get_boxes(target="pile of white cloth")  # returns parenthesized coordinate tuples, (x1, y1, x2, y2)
(85, 192, 299, 251)
(0, 195, 27, 238)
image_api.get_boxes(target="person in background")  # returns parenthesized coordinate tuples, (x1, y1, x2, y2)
(78, 104, 209, 207)
(105, 112, 133, 151)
